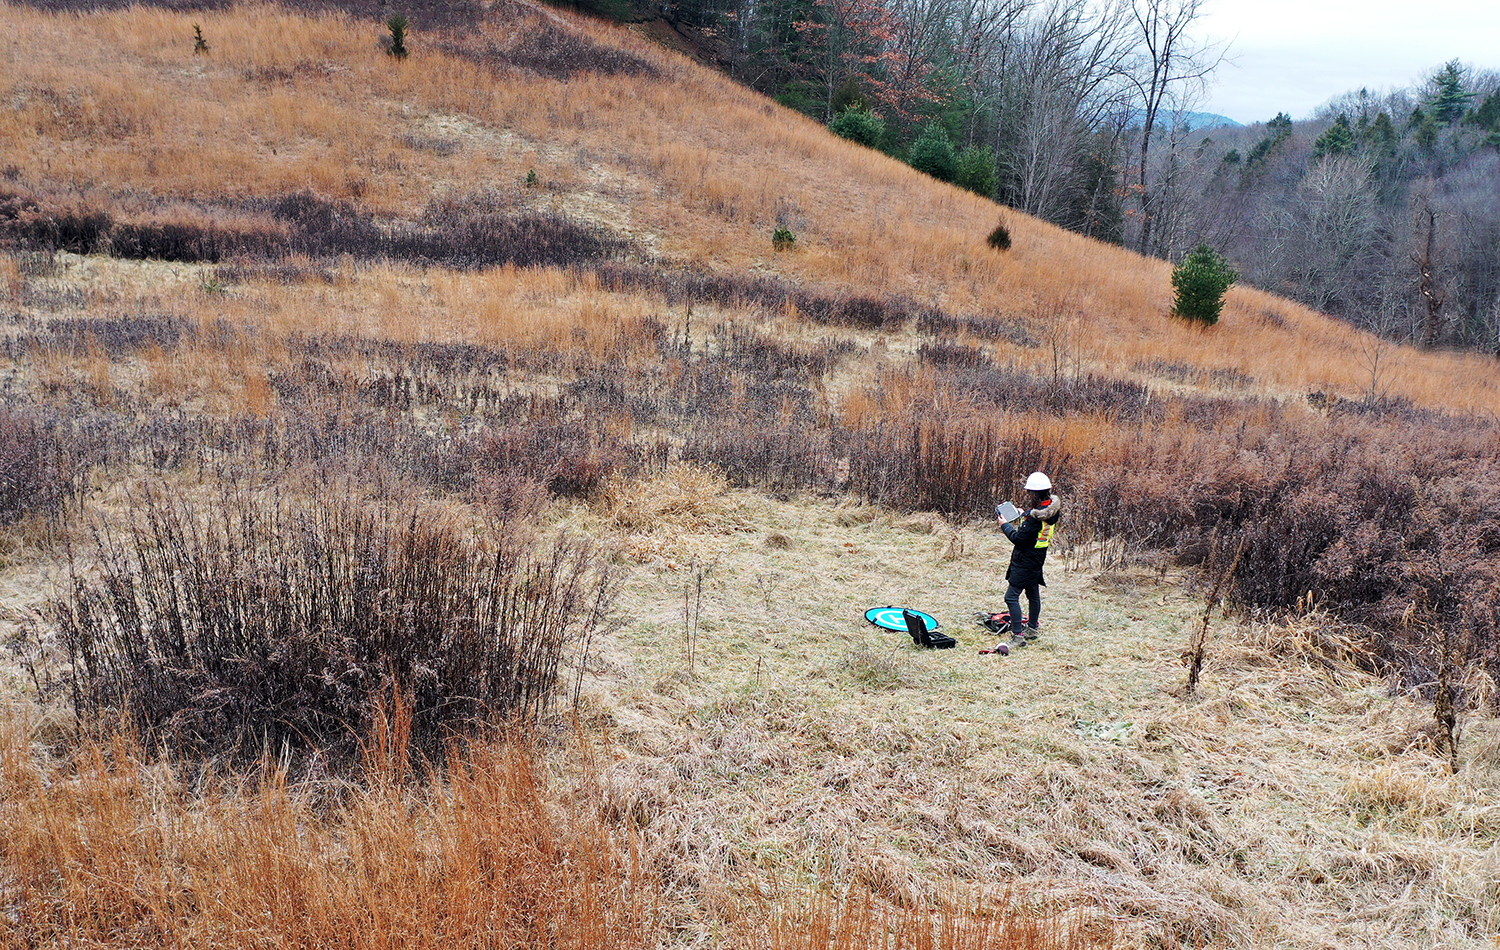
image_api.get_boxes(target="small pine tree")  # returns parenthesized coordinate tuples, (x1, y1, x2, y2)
(1414, 113, 1439, 152)
(1363, 111, 1397, 150)
(1469, 90, 1500, 131)
(387, 14, 409, 59)
(828, 109, 885, 148)
(192, 24, 209, 54)
(1170, 244, 1237, 325)
(955, 145, 998, 198)
(907, 123, 957, 183)
(986, 222, 1011, 251)
(1244, 113, 1294, 167)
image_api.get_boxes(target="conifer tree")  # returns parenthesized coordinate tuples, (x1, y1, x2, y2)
(1414, 112, 1439, 152)
(1469, 90, 1500, 131)
(1314, 114, 1356, 158)
(1170, 244, 1237, 325)
(955, 146, 998, 198)
(1363, 111, 1397, 151)
(828, 108, 885, 148)
(1244, 112, 1294, 166)
(386, 13, 409, 59)
(907, 123, 957, 183)
(1427, 60, 1472, 125)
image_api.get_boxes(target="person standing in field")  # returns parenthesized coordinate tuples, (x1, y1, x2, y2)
(997, 471, 1061, 649)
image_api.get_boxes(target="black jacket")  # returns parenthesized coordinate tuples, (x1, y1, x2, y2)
(1001, 497, 1061, 587)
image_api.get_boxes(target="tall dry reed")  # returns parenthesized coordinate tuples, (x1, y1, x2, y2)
(0, 722, 659, 950)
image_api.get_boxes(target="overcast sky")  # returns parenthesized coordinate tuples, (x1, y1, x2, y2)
(1193, 0, 1500, 126)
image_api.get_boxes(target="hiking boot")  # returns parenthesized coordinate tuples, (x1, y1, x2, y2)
(1023, 625, 1040, 641)
(1008, 634, 1029, 649)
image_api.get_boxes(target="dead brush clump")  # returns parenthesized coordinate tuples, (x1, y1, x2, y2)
(679, 416, 833, 497)
(1061, 400, 1500, 693)
(254, 190, 633, 270)
(6, 201, 113, 256)
(440, 0, 660, 81)
(25, 311, 196, 358)
(473, 416, 641, 500)
(0, 406, 74, 525)
(106, 206, 289, 263)
(4, 185, 631, 271)
(598, 462, 743, 535)
(49, 481, 620, 770)
(592, 263, 935, 333)
(842, 403, 1075, 517)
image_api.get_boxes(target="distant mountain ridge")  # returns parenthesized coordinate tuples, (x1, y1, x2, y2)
(1123, 109, 1242, 131)
(1178, 110, 1243, 130)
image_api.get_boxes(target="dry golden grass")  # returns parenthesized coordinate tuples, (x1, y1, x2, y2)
(0, 719, 664, 950)
(0, 695, 1116, 950)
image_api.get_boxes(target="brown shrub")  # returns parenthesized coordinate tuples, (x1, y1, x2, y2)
(53, 485, 621, 770)
(0, 407, 73, 524)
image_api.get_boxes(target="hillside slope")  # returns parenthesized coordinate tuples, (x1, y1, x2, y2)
(4, 0, 1500, 411)
(1, 3, 1499, 949)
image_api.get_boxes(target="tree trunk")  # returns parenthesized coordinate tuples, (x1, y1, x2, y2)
(1414, 206, 1445, 348)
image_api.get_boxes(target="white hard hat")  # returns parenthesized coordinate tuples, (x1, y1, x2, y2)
(1024, 472, 1052, 491)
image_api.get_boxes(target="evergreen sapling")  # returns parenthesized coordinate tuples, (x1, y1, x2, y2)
(1170, 244, 1237, 325)
(387, 14, 409, 59)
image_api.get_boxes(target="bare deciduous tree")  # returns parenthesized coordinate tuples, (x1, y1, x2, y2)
(1122, 0, 1227, 256)
(1271, 155, 1380, 315)
(992, 0, 1134, 225)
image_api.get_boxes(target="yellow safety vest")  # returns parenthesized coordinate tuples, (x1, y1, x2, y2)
(1035, 520, 1055, 549)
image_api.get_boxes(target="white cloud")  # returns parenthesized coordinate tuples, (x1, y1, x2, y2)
(1194, 0, 1500, 124)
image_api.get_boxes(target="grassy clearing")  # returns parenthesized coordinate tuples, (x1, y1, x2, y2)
(9, 480, 1494, 948)
(567, 483, 1500, 948)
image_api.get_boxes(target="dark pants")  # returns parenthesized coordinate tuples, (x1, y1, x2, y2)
(1005, 582, 1040, 634)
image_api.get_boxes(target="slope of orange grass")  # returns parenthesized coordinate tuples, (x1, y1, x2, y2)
(4, 0, 1498, 413)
